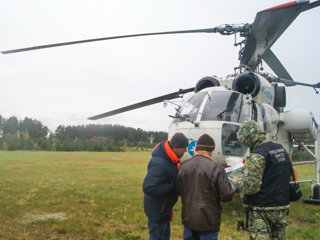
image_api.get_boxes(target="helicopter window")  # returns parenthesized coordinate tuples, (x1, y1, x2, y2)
(251, 103, 278, 132)
(221, 124, 247, 156)
(201, 91, 250, 123)
(260, 103, 279, 132)
(172, 92, 206, 123)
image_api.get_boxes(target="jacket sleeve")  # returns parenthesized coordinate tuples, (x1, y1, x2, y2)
(215, 165, 235, 202)
(142, 158, 174, 197)
(235, 153, 266, 195)
(175, 174, 181, 196)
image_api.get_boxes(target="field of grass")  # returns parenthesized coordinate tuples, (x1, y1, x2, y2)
(0, 151, 319, 240)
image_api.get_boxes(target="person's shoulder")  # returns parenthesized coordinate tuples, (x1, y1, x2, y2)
(198, 155, 220, 169)
(213, 161, 226, 172)
(149, 155, 166, 166)
(180, 157, 194, 165)
(248, 153, 265, 165)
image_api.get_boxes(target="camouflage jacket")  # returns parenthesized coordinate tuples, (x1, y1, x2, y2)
(235, 120, 290, 210)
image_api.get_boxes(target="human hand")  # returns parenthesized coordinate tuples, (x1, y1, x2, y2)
(233, 177, 238, 185)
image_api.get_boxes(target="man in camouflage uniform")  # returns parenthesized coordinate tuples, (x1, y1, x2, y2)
(233, 120, 291, 240)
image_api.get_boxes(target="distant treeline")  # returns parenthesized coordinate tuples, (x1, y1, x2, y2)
(0, 115, 168, 151)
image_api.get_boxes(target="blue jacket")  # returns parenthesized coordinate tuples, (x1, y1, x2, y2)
(142, 140, 180, 223)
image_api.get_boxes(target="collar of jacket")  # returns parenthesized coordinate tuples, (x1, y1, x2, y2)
(194, 150, 212, 160)
(251, 139, 269, 150)
(164, 140, 180, 164)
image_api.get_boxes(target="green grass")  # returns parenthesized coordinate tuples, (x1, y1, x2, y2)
(0, 151, 319, 239)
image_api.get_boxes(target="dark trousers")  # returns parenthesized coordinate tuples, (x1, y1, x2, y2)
(148, 219, 170, 240)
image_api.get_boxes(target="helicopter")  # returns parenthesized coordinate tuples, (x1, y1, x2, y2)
(2, 0, 320, 201)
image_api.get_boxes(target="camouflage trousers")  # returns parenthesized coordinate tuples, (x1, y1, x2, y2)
(248, 209, 289, 240)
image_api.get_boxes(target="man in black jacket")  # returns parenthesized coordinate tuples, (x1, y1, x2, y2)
(143, 132, 189, 240)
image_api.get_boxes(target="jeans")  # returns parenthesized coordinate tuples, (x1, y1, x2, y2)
(148, 219, 170, 240)
(183, 226, 218, 240)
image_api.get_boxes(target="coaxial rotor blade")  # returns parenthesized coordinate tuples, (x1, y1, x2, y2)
(262, 49, 293, 82)
(240, 0, 309, 70)
(88, 87, 194, 120)
(266, 76, 320, 89)
(302, 0, 320, 12)
(1, 28, 219, 54)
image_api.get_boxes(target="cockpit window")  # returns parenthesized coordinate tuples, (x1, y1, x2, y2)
(172, 92, 206, 123)
(201, 91, 250, 123)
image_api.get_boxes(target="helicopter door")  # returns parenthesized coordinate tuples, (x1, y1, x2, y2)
(221, 123, 247, 157)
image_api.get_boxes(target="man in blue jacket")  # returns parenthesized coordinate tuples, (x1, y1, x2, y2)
(143, 132, 189, 240)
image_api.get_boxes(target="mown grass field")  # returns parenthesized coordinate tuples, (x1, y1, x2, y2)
(0, 151, 319, 239)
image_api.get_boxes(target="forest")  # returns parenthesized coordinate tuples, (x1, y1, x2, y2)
(0, 115, 168, 151)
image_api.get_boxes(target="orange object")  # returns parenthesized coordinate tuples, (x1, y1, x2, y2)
(290, 167, 298, 182)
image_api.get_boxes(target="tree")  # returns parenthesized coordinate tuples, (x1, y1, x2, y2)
(2, 116, 19, 136)
(23, 129, 30, 140)
(2, 142, 8, 151)
(0, 114, 168, 152)
(4, 133, 20, 150)
(54, 125, 66, 140)
(19, 117, 49, 140)
(0, 114, 3, 137)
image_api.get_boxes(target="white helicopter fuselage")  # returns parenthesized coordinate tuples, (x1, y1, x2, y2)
(168, 73, 318, 166)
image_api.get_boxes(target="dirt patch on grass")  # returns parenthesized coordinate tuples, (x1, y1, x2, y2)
(22, 212, 67, 222)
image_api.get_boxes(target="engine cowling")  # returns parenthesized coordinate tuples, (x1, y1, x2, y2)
(232, 72, 275, 106)
(195, 76, 220, 93)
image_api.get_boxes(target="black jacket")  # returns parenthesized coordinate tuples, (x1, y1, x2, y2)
(244, 142, 291, 207)
(142, 141, 180, 223)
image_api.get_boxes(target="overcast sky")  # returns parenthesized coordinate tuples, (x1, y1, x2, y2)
(1, 0, 319, 133)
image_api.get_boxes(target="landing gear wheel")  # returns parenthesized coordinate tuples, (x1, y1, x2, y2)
(304, 184, 320, 204)
(313, 185, 320, 200)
